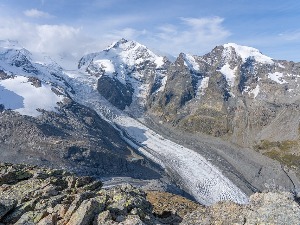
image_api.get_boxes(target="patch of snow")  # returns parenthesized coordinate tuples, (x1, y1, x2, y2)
(156, 75, 168, 93)
(0, 76, 64, 116)
(268, 72, 287, 84)
(277, 63, 285, 68)
(196, 77, 209, 98)
(229, 91, 235, 98)
(94, 59, 115, 74)
(218, 63, 237, 87)
(183, 54, 200, 71)
(249, 85, 260, 98)
(224, 43, 273, 64)
(154, 56, 164, 68)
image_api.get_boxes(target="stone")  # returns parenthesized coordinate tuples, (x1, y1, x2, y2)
(0, 163, 299, 225)
(121, 215, 145, 225)
(93, 210, 113, 224)
(0, 199, 17, 219)
(66, 198, 103, 225)
(36, 214, 57, 225)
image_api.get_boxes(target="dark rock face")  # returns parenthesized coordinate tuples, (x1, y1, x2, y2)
(0, 70, 13, 80)
(146, 45, 300, 152)
(27, 76, 42, 88)
(97, 76, 134, 110)
(0, 99, 162, 180)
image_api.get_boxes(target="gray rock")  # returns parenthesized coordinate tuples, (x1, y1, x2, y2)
(0, 199, 17, 219)
(66, 199, 102, 225)
(36, 214, 57, 225)
(181, 192, 300, 225)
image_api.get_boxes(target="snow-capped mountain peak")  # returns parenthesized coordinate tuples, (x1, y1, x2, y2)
(79, 39, 165, 71)
(0, 41, 70, 117)
(105, 38, 129, 50)
(223, 43, 273, 64)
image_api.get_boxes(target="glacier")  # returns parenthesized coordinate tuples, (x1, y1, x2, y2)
(64, 69, 249, 205)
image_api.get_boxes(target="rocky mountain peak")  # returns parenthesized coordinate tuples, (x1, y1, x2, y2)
(78, 39, 165, 73)
(106, 38, 129, 49)
(223, 43, 274, 64)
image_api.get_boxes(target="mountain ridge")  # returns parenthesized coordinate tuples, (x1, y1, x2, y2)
(1, 38, 300, 206)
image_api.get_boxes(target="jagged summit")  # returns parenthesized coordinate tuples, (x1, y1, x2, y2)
(223, 43, 273, 64)
(106, 38, 129, 50)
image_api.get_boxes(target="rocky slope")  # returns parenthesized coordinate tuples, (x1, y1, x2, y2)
(0, 163, 299, 225)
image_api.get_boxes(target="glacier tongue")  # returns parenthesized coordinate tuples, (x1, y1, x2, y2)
(64, 69, 249, 206)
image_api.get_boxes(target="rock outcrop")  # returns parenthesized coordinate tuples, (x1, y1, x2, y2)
(0, 163, 299, 225)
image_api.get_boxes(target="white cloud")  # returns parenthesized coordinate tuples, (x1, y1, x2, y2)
(103, 28, 147, 41)
(24, 9, 53, 18)
(148, 17, 231, 55)
(0, 16, 98, 69)
(93, 16, 231, 57)
(0, 14, 231, 69)
(279, 31, 300, 41)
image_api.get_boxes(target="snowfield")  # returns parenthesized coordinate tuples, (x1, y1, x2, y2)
(268, 72, 287, 84)
(64, 69, 249, 206)
(0, 76, 64, 116)
(218, 63, 237, 87)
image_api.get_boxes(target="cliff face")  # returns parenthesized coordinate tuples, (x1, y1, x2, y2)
(148, 45, 300, 148)
(0, 163, 299, 225)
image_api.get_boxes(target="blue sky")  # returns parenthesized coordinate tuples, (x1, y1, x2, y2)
(1, 0, 300, 66)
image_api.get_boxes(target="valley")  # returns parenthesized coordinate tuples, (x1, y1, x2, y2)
(0, 39, 300, 207)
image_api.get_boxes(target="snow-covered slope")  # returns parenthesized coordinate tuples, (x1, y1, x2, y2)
(0, 41, 68, 116)
(0, 76, 64, 116)
(223, 43, 274, 64)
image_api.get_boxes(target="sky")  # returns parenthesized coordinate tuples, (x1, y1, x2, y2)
(0, 0, 300, 68)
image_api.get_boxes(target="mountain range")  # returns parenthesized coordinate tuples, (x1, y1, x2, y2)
(0, 38, 300, 206)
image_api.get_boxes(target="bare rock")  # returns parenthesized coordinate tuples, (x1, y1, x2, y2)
(66, 198, 103, 225)
(0, 199, 17, 219)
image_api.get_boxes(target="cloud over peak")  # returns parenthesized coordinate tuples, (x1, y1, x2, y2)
(24, 9, 53, 18)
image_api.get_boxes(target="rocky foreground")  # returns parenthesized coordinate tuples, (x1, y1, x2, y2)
(0, 163, 299, 225)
